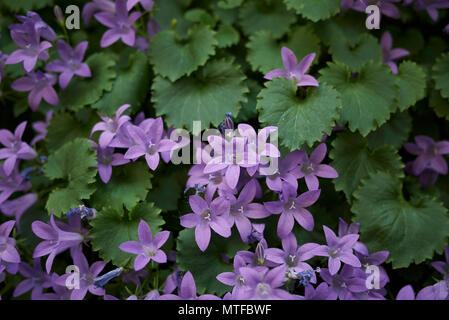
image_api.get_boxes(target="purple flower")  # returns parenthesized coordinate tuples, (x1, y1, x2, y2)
(299, 282, 337, 300)
(12, 11, 56, 41)
(341, 0, 356, 10)
(122, 269, 148, 287)
(11, 71, 59, 111)
(380, 31, 410, 74)
(46, 40, 91, 89)
(31, 110, 53, 145)
(432, 246, 449, 276)
(89, 140, 129, 183)
(0, 121, 37, 176)
(396, 282, 449, 300)
(237, 239, 278, 268)
(56, 246, 106, 300)
(204, 135, 252, 189)
(237, 124, 280, 176)
(0, 221, 20, 265)
(265, 233, 319, 281)
(13, 259, 53, 299)
(119, 220, 170, 271)
(264, 184, 320, 238)
(160, 126, 190, 164)
(216, 255, 248, 297)
(91, 104, 131, 148)
(265, 47, 319, 87)
(404, 136, 449, 175)
(159, 271, 220, 300)
(314, 225, 361, 275)
(352, 0, 402, 19)
(124, 118, 177, 171)
(262, 150, 302, 192)
(82, 0, 116, 25)
(0, 193, 37, 232)
(337, 218, 368, 255)
(407, 0, 449, 21)
(222, 180, 270, 242)
(95, 0, 142, 47)
(319, 265, 368, 300)
(237, 266, 294, 300)
(186, 164, 235, 201)
(295, 143, 338, 191)
(127, 0, 155, 11)
(180, 195, 231, 251)
(32, 212, 84, 273)
(0, 164, 31, 205)
(163, 267, 182, 294)
(6, 21, 52, 72)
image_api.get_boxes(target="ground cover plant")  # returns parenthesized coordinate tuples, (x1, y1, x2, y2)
(0, 0, 449, 300)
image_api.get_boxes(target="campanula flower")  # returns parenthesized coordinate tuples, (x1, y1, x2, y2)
(265, 47, 319, 87)
(403, 135, 449, 175)
(0, 164, 31, 205)
(91, 104, 131, 148)
(11, 11, 56, 41)
(89, 140, 129, 183)
(13, 259, 53, 299)
(95, 0, 142, 47)
(352, 0, 402, 19)
(0, 193, 37, 232)
(82, 0, 116, 25)
(11, 71, 59, 111)
(159, 271, 220, 300)
(0, 121, 37, 176)
(31, 110, 53, 145)
(119, 220, 170, 270)
(46, 40, 91, 89)
(127, 0, 155, 11)
(380, 31, 409, 74)
(0, 221, 20, 265)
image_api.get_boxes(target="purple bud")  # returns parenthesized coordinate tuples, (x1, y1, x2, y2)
(54, 5, 64, 23)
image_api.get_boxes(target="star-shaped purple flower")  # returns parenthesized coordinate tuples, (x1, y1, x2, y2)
(265, 233, 320, 281)
(55, 246, 105, 300)
(265, 47, 319, 87)
(119, 220, 170, 271)
(352, 0, 402, 19)
(11, 71, 59, 111)
(216, 255, 248, 297)
(0, 121, 37, 176)
(262, 150, 302, 192)
(46, 40, 91, 89)
(238, 266, 294, 300)
(295, 143, 339, 191)
(0, 164, 31, 205)
(0, 221, 20, 266)
(11, 11, 56, 42)
(404, 135, 449, 175)
(89, 140, 129, 183)
(91, 104, 131, 148)
(32, 212, 85, 273)
(298, 282, 337, 300)
(431, 246, 449, 276)
(264, 184, 320, 238)
(159, 271, 220, 300)
(13, 259, 53, 299)
(314, 225, 362, 275)
(180, 195, 231, 251)
(124, 118, 177, 171)
(319, 265, 368, 300)
(95, 0, 142, 47)
(6, 21, 52, 72)
(380, 31, 409, 74)
(223, 179, 270, 242)
(0, 193, 37, 233)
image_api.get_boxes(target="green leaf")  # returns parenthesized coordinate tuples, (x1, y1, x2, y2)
(366, 111, 413, 149)
(149, 25, 217, 82)
(151, 59, 248, 131)
(328, 34, 382, 72)
(92, 51, 150, 116)
(238, 0, 296, 38)
(45, 112, 97, 153)
(236, 79, 261, 122)
(90, 163, 153, 212)
(257, 78, 341, 150)
(432, 52, 449, 99)
(153, 0, 192, 36)
(319, 61, 397, 136)
(2, 0, 53, 11)
(176, 228, 249, 296)
(147, 172, 183, 212)
(352, 171, 449, 268)
(429, 89, 449, 121)
(216, 24, 240, 48)
(185, 9, 217, 26)
(58, 53, 116, 111)
(218, 0, 243, 9)
(44, 139, 98, 216)
(330, 132, 404, 202)
(314, 13, 366, 48)
(89, 203, 164, 266)
(246, 26, 321, 74)
(394, 61, 427, 111)
(283, 0, 340, 22)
